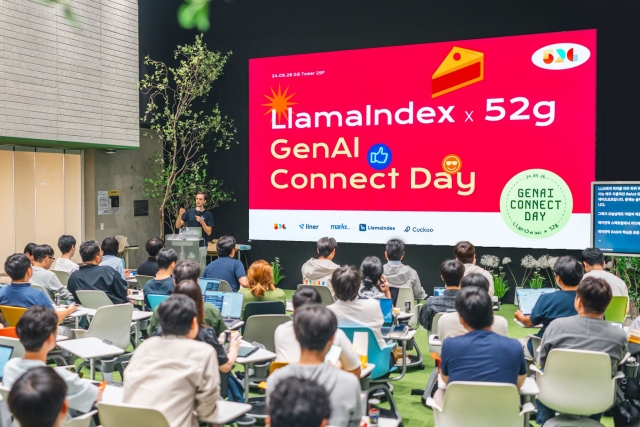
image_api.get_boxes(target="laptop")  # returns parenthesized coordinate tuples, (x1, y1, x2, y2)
(198, 278, 220, 295)
(379, 298, 394, 335)
(433, 287, 446, 297)
(203, 291, 244, 328)
(0, 345, 14, 381)
(516, 288, 557, 316)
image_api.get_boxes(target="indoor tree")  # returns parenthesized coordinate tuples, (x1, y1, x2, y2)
(139, 34, 237, 238)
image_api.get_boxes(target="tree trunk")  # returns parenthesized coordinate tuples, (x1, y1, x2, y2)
(160, 206, 165, 239)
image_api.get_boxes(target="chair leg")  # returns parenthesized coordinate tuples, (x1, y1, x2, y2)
(368, 382, 401, 422)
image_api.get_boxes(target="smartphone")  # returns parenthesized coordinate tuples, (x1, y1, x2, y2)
(238, 346, 259, 357)
(324, 345, 343, 365)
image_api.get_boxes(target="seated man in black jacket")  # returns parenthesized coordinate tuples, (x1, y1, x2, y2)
(68, 240, 129, 304)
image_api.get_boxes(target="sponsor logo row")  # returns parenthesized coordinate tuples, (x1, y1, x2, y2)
(273, 223, 435, 233)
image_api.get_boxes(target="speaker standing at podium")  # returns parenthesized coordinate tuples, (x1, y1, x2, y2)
(175, 192, 214, 241)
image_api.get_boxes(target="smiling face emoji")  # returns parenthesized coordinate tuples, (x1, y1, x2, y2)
(442, 154, 462, 174)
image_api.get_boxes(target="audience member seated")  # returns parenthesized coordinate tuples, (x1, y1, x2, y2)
(53, 235, 79, 275)
(327, 265, 385, 348)
(515, 255, 583, 359)
(437, 273, 509, 341)
(240, 260, 286, 315)
(536, 276, 628, 425)
(454, 241, 495, 296)
(383, 239, 426, 300)
(148, 260, 226, 335)
(68, 241, 129, 305)
(7, 367, 68, 427)
(301, 237, 340, 295)
(202, 235, 247, 292)
(143, 248, 177, 309)
(267, 304, 362, 427)
(124, 294, 220, 427)
(582, 247, 629, 300)
(30, 245, 73, 302)
(23, 243, 36, 264)
(418, 259, 464, 331)
(99, 237, 129, 280)
(439, 287, 526, 402)
(358, 256, 391, 300)
(274, 287, 361, 377)
(137, 237, 164, 277)
(3, 306, 100, 412)
(267, 377, 331, 427)
(0, 254, 76, 325)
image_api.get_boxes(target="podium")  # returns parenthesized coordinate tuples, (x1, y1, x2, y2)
(165, 228, 207, 267)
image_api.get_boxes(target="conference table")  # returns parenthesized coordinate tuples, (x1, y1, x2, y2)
(57, 337, 124, 380)
(236, 340, 277, 402)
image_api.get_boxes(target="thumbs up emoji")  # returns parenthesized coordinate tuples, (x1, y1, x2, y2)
(367, 143, 393, 170)
(370, 147, 389, 164)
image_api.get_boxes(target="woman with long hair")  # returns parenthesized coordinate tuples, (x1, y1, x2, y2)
(358, 256, 391, 300)
(240, 260, 286, 315)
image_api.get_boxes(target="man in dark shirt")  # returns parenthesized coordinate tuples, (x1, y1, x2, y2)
(175, 192, 214, 242)
(202, 236, 247, 292)
(68, 241, 129, 305)
(143, 248, 177, 309)
(418, 259, 464, 330)
(137, 237, 163, 277)
(515, 256, 583, 358)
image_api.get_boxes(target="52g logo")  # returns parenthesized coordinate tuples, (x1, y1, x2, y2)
(531, 43, 591, 70)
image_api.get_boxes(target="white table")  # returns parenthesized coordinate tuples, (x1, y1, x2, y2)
(56, 335, 69, 342)
(360, 363, 375, 379)
(395, 312, 414, 321)
(56, 337, 124, 380)
(101, 384, 124, 403)
(286, 300, 293, 312)
(381, 329, 416, 380)
(236, 340, 276, 402)
(128, 293, 144, 302)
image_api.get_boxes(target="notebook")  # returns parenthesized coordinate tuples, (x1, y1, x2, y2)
(198, 278, 220, 295)
(203, 291, 244, 328)
(433, 287, 446, 297)
(0, 345, 13, 381)
(379, 298, 394, 335)
(516, 288, 557, 315)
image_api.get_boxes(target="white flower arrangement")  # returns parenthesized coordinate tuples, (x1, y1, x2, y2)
(521, 255, 539, 269)
(480, 255, 500, 269)
(502, 257, 511, 265)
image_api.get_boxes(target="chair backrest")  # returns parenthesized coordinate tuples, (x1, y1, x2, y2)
(114, 235, 127, 252)
(243, 314, 291, 353)
(396, 287, 415, 311)
(434, 382, 524, 427)
(98, 402, 171, 427)
(64, 410, 97, 427)
(0, 306, 27, 327)
(52, 270, 71, 287)
(218, 280, 233, 293)
(296, 284, 334, 306)
(605, 296, 628, 323)
(75, 290, 114, 309)
(0, 386, 9, 402)
(30, 284, 54, 304)
(135, 275, 154, 290)
(529, 334, 542, 362)
(84, 304, 134, 350)
(243, 301, 286, 324)
(537, 349, 617, 415)
(431, 312, 444, 334)
(0, 336, 24, 358)
(0, 328, 18, 339)
(339, 326, 394, 380)
(147, 295, 170, 311)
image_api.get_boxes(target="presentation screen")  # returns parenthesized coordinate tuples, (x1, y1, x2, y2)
(592, 182, 640, 256)
(249, 30, 596, 248)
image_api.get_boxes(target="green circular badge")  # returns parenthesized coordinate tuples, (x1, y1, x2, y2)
(500, 169, 573, 239)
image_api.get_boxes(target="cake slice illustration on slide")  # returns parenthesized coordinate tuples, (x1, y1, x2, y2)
(432, 47, 484, 98)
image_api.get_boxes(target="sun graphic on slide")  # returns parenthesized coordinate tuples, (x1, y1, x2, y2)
(262, 85, 297, 123)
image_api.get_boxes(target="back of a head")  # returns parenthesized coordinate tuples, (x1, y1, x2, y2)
(173, 279, 205, 324)
(23, 243, 36, 257)
(440, 259, 465, 287)
(79, 240, 101, 263)
(455, 287, 493, 330)
(317, 237, 337, 258)
(247, 260, 274, 297)
(453, 241, 475, 264)
(157, 294, 197, 336)
(101, 237, 120, 256)
(582, 247, 605, 267)
(386, 239, 405, 261)
(33, 244, 54, 263)
(360, 256, 383, 289)
(553, 256, 584, 287)
(268, 377, 331, 427)
(578, 276, 612, 315)
(292, 287, 322, 310)
(8, 367, 67, 427)
(16, 306, 58, 352)
(460, 273, 490, 292)
(156, 248, 178, 270)
(217, 235, 236, 257)
(146, 237, 164, 257)
(331, 265, 361, 301)
(293, 304, 337, 351)
(4, 253, 32, 281)
(57, 235, 76, 255)
(173, 260, 201, 283)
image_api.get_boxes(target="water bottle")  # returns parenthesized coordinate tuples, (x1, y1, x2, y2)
(121, 258, 126, 270)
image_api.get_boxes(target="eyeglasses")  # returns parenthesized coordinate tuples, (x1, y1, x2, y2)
(47, 256, 56, 261)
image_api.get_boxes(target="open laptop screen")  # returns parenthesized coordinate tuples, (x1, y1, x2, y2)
(516, 288, 557, 315)
(0, 345, 13, 380)
(204, 291, 244, 319)
(433, 287, 446, 297)
(198, 278, 220, 295)
(378, 298, 393, 327)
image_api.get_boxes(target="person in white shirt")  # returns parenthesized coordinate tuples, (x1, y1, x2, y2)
(53, 235, 79, 275)
(454, 241, 495, 297)
(582, 247, 629, 304)
(437, 273, 508, 341)
(274, 287, 361, 377)
(30, 245, 73, 302)
(327, 265, 385, 348)
(7, 367, 69, 427)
